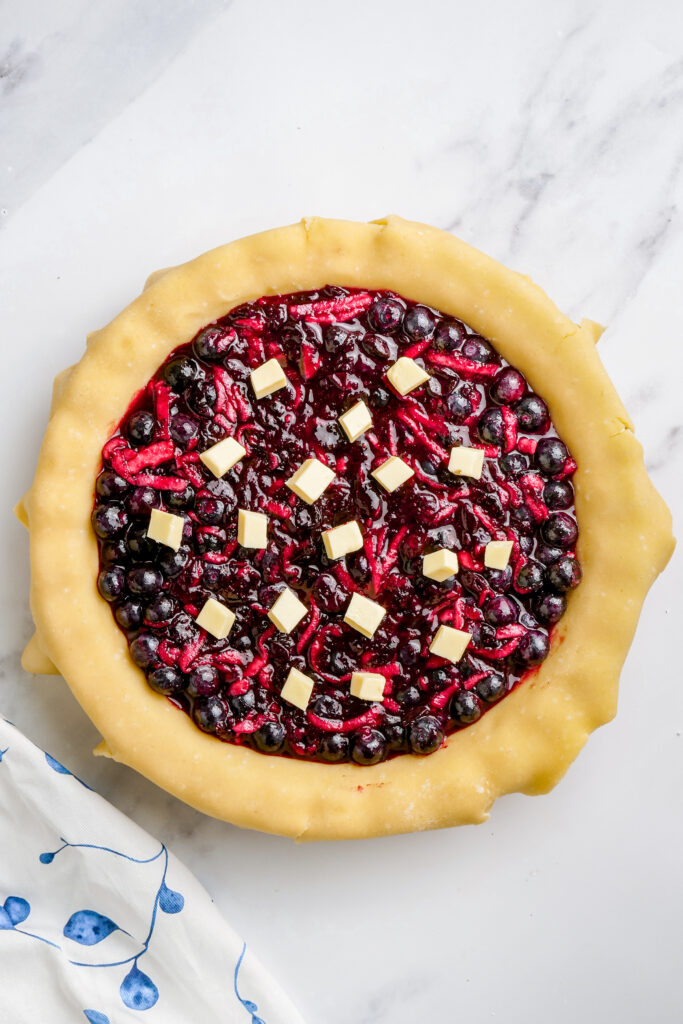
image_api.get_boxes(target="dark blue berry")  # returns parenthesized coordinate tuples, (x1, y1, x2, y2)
(319, 732, 349, 762)
(166, 483, 194, 510)
(514, 394, 548, 432)
(187, 379, 217, 417)
(362, 333, 397, 361)
(312, 695, 343, 719)
(97, 566, 125, 602)
(230, 689, 256, 719)
(186, 664, 219, 697)
(163, 357, 198, 391)
(484, 595, 518, 626)
(403, 306, 435, 340)
(547, 555, 582, 592)
(145, 593, 176, 623)
(126, 411, 155, 446)
(516, 629, 549, 666)
(475, 673, 506, 703)
(544, 479, 574, 509)
(254, 720, 286, 753)
(115, 599, 144, 630)
(433, 320, 466, 351)
(535, 437, 568, 476)
(323, 325, 350, 353)
(478, 408, 507, 446)
(92, 504, 128, 538)
(193, 695, 229, 733)
(369, 386, 391, 410)
(499, 452, 527, 475)
(367, 296, 404, 334)
(450, 690, 482, 724)
(193, 325, 232, 361)
(127, 486, 160, 517)
(514, 561, 545, 594)
(408, 716, 444, 754)
(127, 565, 164, 595)
(170, 414, 199, 445)
(351, 728, 386, 765)
(96, 470, 129, 499)
(313, 572, 348, 613)
(541, 513, 578, 549)
(148, 665, 184, 696)
(490, 368, 525, 405)
(396, 684, 422, 708)
(158, 545, 189, 577)
(130, 633, 159, 669)
(462, 335, 495, 363)
(535, 592, 566, 624)
(195, 495, 225, 524)
(446, 387, 471, 422)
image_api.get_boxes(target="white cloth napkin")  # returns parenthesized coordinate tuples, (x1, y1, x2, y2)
(0, 717, 304, 1024)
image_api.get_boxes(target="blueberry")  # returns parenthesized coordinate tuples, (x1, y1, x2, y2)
(514, 561, 545, 594)
(127, 486, 160, 517)
(446, 387, 471, 422)
(433, 320, 467, 351)
(362, 333, 397, 361)
(324, 324, 350, 353)
(499, 452, 527, 475)
(536, 543, 563, 565)
(158, 545, 189, 577)
(148, 665, 184, 696)
(187, 379, 217, 417)
(96, 470, 129, 499)
(488, 565, 513, 592)
(92, 504, 128, 539)
(367, 295, 404, 334)
(197, 528, 225, 555)
(547, 555, 582, 592)
(130, 633, 160, 669)
(186, 664, 219, 697)
(193, 325, 231, 362)
(475, 673, 506, 703)
(534, 592, 566, 624)
(126, 411, 155, 446)
(484, 595, 518, 626)
(541, 513, 578, 549)
(319, 732, 349, 762)
(127, 565, 164, 595)
(478, 408, 507, 446)
(462, 335, 495, 363)
(351, 728, 386, 765)
(399, 637, 422, 666)
(369, 386, 391, 410)
(254, 720, 286, 753)
(403, 305, 436, 340)
(490, 368, 526, 405)
(193, 695, 229, 733)
(514, 394, 548, 432)
(516, 629, 549, 666)
(97, 566, 125, 601)
(126, 525, 158, 560)
(384, 717, 407, 751)
(312, 695, 343, 719)
(544, 479, 574, 509)
(450, 690, 482, 724)
(230, 689, 256, 719)
(195, 495, 225, 524)
(166, 483, 195, 510)
(408, 716, 444, 755)
(535, 437, 568, 476)
(313, 572, 348, 613)
(170, 414, 199, 445)
(115, 599, 144, 630)
(101, 537, 129, 562)
(163, 357, 199, 391)
(145, 593, 176, 623)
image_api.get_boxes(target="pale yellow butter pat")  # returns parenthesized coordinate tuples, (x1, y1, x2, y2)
(344, 592, 386, 639)
(423, 548, 459, 582)
(147, 508, 185, 552)
(237, 509, 268, 549)
(386, 356, 430, 396)
(484, 539, 513, 570)
(196, 597, 235, 640)
(199, 436, 246, 477)
(322, 520, 363, 560)
(339, 400, 373, 442)
(371, 456, 414, 493)
(286, 458, 335, 504)
(268, 588, 308, 633)
(429, 625, 471, 663)
(250, 358, 288, 399)
(281, 667, 314, 711)
(350, 671, 386, 702)
(448, 445, 485, 480)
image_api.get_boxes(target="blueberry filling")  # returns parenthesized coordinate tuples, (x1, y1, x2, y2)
(94, 287, 580, 764)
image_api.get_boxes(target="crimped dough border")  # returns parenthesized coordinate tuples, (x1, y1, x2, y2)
(20, 216, 674, 840)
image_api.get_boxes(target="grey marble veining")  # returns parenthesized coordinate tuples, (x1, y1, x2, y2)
(1, 1, 681, 1022)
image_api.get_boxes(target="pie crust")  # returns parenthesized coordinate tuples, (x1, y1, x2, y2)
(18, 216, 674, 840)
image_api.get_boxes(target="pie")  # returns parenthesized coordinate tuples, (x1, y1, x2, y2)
(18, 217, 674, 840)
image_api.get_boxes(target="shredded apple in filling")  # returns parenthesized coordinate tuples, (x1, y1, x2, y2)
(92, 287, 581, 765)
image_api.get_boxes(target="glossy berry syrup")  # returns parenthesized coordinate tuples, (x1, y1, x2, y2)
(93, 287, 581, 765)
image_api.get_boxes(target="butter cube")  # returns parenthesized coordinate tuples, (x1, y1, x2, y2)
(250, 358, 288, 399)
(322, 520, 363, 560)
(147, 508, 185, 552)
(350, 671, 386, 702)
(196, 597, 235, 640)
(286, 458, 335, 504)
(339, 400, 373, 442)
(344, 592, 386, 639)
(371, 456, 414, 493)
(238, 509, 268, 549)
(423, 548, 459, 582)
(281, 667, 314, 711)
(484, 540, 513, 570)
(386, 356, 430, 396)
(448, 445, 485, 480)
(268, 587, 308, 633)
(429, 625, 471, 663)
(199, 436, 246, 477)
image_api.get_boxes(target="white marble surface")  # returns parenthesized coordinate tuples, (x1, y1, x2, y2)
(2, 1, 682, 1021)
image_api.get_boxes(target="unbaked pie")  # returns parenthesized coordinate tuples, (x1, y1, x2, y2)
(18, 217, 674, 839)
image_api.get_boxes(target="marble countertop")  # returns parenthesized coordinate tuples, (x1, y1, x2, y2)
(2, 1, 682, 1021)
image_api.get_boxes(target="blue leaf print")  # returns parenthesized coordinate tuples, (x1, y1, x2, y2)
(83, 1012, 110, 1024)
(64, 910, 121, 946)
(120, 963, 159, 1010)
(0, 746, 8, 762)
(0, 906, 13, 929)
(39, 851, 55, 864)
(4, 897, 30, 925)
(158, 882, 184, 914)
(45, 751, 71, 774)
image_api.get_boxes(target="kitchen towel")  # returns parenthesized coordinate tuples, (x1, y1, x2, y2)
(0, 717, 304, 1024)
